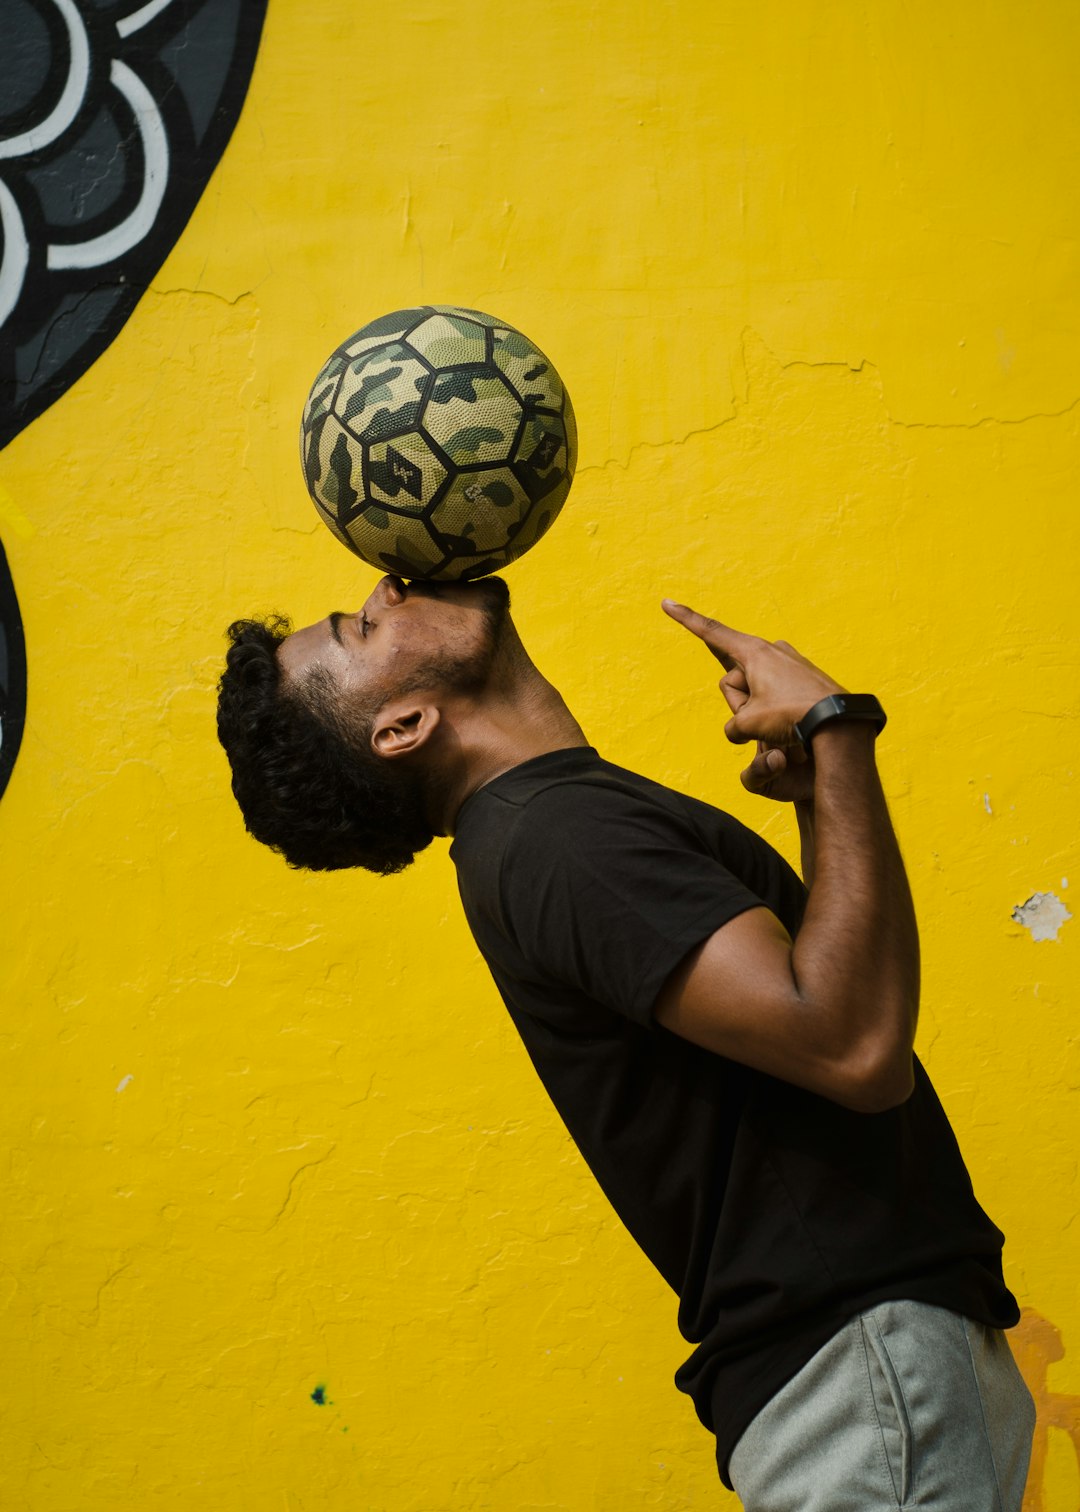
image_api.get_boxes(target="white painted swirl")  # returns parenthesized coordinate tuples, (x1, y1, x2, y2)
(0, 0, 91, 161)
(0, 180, 30, 330)
(116, 0, 178, 40)
(47, 61, 169, 271)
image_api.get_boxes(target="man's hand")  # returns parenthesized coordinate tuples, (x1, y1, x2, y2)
(662, 600, 843, 800)
(741, 741, 815, 804)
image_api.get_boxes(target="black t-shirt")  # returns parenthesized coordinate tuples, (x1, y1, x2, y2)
(450, 747, 1019, 1486)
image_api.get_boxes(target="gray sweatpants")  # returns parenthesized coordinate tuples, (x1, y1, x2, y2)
(728, 1300, 1036, 1511)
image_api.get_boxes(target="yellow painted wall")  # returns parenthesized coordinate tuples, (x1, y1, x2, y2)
(2, 2, 1078, 1507)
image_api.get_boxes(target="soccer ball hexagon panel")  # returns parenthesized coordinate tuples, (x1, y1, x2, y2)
(300, 306, 577, 580)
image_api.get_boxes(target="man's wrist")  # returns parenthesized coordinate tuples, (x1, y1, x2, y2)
(808, 721, 879, 772)
(794, 693, 887, 746)
(794, 795, 816, 829)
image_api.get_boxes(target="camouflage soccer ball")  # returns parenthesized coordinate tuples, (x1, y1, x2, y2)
(299, 305, 577, 581)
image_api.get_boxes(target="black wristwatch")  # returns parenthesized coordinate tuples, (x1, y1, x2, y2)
(793, 694, 887, 746)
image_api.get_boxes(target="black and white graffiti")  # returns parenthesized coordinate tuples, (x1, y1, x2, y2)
(0, 0, 268, 800)
(0, 543, 27, 800)
(1, 0, 269, 449)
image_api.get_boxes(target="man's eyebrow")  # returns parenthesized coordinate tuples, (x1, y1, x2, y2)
(328, 611, 346, 646)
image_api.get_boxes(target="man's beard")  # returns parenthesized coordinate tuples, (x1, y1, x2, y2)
(405, 575, 513, 696)
(408, 574, 510, 615)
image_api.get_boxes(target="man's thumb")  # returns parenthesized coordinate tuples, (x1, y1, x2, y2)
(723, 709, 754, 745)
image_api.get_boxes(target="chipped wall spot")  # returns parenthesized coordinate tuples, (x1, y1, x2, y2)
(1012, 892, 1072, 943)
(116, 1074, 133, 1093)
(983, 793, 993, 815)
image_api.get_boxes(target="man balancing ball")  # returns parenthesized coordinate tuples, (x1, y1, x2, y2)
(216, 574, 1034, 1509)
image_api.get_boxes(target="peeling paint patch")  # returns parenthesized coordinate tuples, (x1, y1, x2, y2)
(983, 793, 993, 815)
(116, 1075, 133, 1093)
(1012, 892, 1072, 942)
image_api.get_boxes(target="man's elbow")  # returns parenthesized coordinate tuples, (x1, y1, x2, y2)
(834, 1048, 915, 1115)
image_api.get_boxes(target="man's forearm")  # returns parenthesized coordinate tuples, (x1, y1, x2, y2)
(795, 797, 815, 888)
(789, 724, 919, 1106)
(660, 601, 919, 1107)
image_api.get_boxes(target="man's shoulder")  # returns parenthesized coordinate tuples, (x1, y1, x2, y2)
(453, 747, 694, 845)
(449, 749, 768, 899)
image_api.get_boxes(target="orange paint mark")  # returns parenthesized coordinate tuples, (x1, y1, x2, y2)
(1013, 1309, 1080, 1512)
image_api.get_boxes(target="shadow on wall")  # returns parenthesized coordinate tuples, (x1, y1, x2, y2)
(1014, 1309, 1080, 1512)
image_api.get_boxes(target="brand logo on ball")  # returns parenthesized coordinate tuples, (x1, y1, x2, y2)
(383, 446, 423, 502)
(299, 306, 577, 581)
(512, 429, 565, 503)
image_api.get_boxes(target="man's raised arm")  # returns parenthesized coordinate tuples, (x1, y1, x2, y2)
(654, 602, 918, 1115)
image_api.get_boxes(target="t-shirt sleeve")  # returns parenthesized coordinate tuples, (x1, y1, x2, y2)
(497, 783, 770, 1027)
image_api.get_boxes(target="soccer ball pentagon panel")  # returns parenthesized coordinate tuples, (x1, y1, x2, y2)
(300, 306, 577, 580)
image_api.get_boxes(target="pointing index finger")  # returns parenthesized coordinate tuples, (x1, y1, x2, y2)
(661, 599, 754, 670)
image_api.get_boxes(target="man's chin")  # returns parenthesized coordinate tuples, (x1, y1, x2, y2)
(470, 574, 510, 610)
(409, 575, 510, 611)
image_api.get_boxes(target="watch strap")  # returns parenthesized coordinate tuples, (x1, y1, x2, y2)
(794, 694, 887, 745)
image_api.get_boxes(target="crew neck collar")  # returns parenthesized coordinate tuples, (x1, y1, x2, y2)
(452, 746, 599, 835)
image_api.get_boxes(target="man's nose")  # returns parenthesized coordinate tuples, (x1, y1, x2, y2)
(378, 574, 406, 607)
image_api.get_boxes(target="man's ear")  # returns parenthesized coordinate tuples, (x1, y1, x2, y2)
(370, 702, 441, 761)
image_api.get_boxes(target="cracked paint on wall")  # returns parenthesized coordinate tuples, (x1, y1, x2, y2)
(0, 2, 1077, 1509)
(1013, 893, 1073, 944)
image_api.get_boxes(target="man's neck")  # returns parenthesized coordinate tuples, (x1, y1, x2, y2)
(432, 673, 589, 836)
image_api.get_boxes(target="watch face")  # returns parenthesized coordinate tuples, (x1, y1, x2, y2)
(794, 694, 886, 745)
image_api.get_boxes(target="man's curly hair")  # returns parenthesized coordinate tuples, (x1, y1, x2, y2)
(216, 617, 434, 874)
